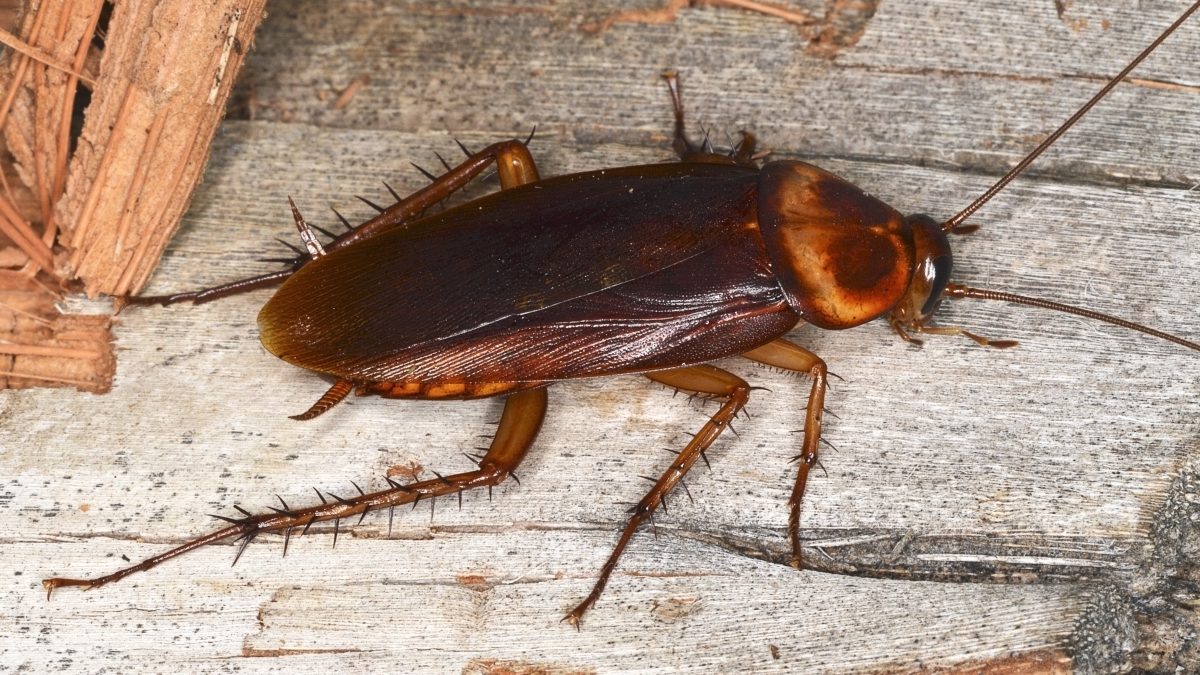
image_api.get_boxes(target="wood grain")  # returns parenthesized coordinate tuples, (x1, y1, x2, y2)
(4, 1, 1200, 672)
(0, 0, 266, 392)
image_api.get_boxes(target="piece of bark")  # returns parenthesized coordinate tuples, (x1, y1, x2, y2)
(0, 269, 111, 391)
(52, 0, 266, 297)
(0, 0, 265, 391)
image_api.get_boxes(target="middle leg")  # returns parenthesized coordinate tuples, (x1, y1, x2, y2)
(662, 71, 758, 167)
(741, 338, 828, 568)
(564, 364, 750, 627)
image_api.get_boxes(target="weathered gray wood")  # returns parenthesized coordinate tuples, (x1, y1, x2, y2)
(10, 533, 1085, 671)
(4, 1, 1200, 672)
(232, 0, 1200, 185)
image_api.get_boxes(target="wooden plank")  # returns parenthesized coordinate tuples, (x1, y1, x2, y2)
(231, 0, 1200, 185)
(4, 0, 1200, 672)
(9, 535, 1081, 672)
(0, 0, 266, 392)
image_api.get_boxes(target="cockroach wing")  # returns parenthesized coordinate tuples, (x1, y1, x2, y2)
(259, 163, 798, 384)
(345, 228, 799, 384)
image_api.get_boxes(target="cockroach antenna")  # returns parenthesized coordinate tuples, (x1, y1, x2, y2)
(929, 2, 1200, 353)
(943, 1, 1200, 231)
(945, 285, 1200, 353)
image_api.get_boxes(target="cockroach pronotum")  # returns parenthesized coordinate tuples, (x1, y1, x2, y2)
(43, 2, 1200, 627)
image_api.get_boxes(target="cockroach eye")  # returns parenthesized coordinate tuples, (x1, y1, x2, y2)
(920, 254, 953, 317)
(901, 213, 954, 321)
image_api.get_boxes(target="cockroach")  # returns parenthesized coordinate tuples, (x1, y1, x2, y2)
(44, 2, 1200, 627)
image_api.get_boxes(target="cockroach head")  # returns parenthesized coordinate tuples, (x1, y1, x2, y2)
(890, 213, 953, 328)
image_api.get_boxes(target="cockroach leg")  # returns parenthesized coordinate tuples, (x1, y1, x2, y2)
(912, 324, 1019, 349)
(42, 386, 547, 598)
(740, 338, 828, 568)
(303, 138, 540, 242)
(128, 139, 542, 307)
(661, 71, 754, 167)
(563, 365, 749, 628)
(731, 131, 758, 165)
(888, 314, 1017, 349)
(662, 70, 693, 160)
(123, 269, 298, 307)
(289, 378, 353, 421)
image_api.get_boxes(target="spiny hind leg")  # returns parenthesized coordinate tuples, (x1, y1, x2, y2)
(129, 138, 542, 306)
(741, 338, 828, 567)
(42, 386, 549, 596)
(564, 365, 749, 627)
(345, 137, 540, 244)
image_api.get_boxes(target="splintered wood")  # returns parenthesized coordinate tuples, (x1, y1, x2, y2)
(0, 0, 265, 391)
(0, 269, 110, 391)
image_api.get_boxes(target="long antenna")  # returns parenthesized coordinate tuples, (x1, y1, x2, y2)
(943, 1, 1200, 231)
(945, 284, 1200, 352)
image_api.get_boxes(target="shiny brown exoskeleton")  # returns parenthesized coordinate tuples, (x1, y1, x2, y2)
(45, 3, 1200, 626)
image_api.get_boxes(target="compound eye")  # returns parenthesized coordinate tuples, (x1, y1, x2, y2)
(920, 254, 953, 317)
